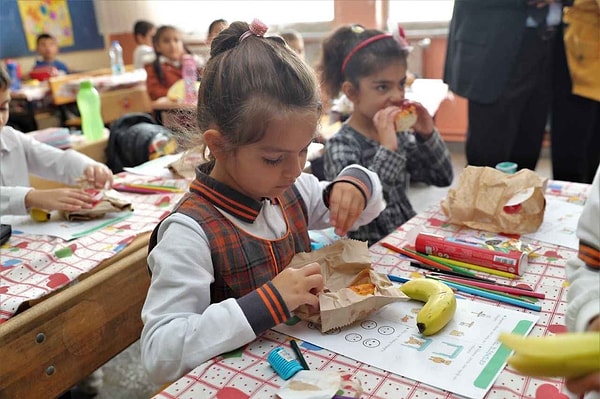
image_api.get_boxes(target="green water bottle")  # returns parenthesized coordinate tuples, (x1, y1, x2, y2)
(76, 80, 104, 142)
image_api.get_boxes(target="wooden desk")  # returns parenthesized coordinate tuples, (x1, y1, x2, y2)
(48, 67, 150, 126)
(154, 180, 591, 399)
(0, 234, 150, 399)
(0, 174, 188, 399)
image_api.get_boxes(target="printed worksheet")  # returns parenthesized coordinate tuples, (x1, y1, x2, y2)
(275, 299, 538, 399)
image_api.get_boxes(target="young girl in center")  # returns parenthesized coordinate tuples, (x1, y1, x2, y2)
(145, 25, 202, 101)
(141, 20, 385, 384)
(318, 25, 454, 246)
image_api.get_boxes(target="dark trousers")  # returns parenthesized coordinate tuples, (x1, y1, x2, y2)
(550, 24, 600, 184)
(466, 28, 554, 171)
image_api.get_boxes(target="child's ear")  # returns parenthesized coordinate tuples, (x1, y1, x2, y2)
(203, 129, 226, 159)
(341, 81, 358, 102)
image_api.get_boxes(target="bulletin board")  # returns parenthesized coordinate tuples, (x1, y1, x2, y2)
(0, 0, 104, 59)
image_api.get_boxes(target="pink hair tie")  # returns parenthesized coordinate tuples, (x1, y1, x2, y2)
(239, 18, 269, 42)
(341, 33, 393, 74)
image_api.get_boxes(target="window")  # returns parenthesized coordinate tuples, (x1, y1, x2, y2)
(388, 0, 455, 24)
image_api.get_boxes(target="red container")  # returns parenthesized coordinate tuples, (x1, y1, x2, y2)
(414, 233, 527, 275)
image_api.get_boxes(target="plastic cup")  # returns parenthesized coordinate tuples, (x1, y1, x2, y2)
(495, 161, 518, 174)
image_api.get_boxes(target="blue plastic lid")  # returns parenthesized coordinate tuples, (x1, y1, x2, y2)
(267, 347, 303, 380)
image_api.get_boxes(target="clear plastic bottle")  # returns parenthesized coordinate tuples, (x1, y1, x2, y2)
(181, 54, 198, 104)
(76, 80, 104, 142)
(5, 60, 21, 90)
(109, 40, 125, 75)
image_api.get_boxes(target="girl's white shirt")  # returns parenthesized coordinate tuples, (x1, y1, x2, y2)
(0, 126, 96, 215)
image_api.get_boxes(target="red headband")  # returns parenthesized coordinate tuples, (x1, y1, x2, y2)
(341, 33, 393, 74)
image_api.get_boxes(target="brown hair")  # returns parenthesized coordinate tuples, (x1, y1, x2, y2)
(317, 25, 409, 100)
(192, 20, 320, 167)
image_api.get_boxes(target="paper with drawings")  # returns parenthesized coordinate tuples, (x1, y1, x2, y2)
(0, 212, 132, 241)
(275, 298, 538, 399)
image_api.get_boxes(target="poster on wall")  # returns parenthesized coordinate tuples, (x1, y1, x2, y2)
(17, 0, 74, 51)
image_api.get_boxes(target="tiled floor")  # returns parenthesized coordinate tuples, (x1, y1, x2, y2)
(76, 142, 553, 399)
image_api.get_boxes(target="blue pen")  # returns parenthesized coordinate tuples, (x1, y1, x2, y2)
(438, 279, 541, 312)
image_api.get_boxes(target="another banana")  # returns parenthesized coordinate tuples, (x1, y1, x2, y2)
(498, 332, 600, 378)
(30, 208, 51, 222)
(400, 278, 457, 336)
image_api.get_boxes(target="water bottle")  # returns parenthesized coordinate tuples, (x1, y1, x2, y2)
(76, 80, 104, 142)
(5, 60, 21, 90)
(182, 54, 197, 104)
(109, 40, 125, 75)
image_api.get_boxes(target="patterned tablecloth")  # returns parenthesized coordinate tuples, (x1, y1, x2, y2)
(155, 180, 590, 399)
(0, 173, 187, 323)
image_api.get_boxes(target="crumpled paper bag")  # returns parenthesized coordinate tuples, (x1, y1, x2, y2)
(290, 239, 408, 332)
(62, 190, 132, 221)
(441, 166, 547, 234)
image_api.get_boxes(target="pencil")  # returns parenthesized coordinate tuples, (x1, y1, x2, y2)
(290, 339, 309, 370)
(418, 252, 479, 277)
(381, 242, 454, 272)
(427, 276, 541, 311)
(429, 275, 537, 304)
(428, 254, 520, 280)
(433, 275, 545, 299)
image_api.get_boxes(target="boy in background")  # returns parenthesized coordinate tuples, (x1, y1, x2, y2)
(34, 33, 69, 74)
(133, 20, 156, 69)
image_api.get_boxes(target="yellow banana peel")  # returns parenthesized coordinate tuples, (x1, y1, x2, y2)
(400, 278, 457, 336)
(30, 208, 51, 222)
(498, 332, 600, 378)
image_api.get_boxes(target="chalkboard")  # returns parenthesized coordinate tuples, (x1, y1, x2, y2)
(0, 0, 104, 58)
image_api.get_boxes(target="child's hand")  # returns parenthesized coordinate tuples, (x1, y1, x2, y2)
(84, 163, 113, 189)
(25, 188, 96, 211)
(272, 262, 323, 312)
(373, 106, 400, 151)
(565, 316, 600, 396)
(328, 182, 366, 236)
(411, 101, 435, 138)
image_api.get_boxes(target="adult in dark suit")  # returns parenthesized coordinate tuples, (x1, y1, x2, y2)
(444, 0, 561, 171)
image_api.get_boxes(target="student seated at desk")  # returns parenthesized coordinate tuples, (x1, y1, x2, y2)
(565, 166, 600, 399)
(133, 20, 156, 69)
(317, 24, 453, 246)
(0, 65, 112, 216)
(141, 19, 385, 384)
(32, 33, 70, 75)
(145, 25, 202, 101)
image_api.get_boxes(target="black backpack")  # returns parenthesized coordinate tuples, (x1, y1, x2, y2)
(106, 113, 177, 173)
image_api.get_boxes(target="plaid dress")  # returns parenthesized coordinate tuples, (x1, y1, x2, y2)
(151, 173, 311, 303)
(324, 124, 453, 245)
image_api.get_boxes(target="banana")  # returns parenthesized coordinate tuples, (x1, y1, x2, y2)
(498, 332, 600, 378)
(400, 278, 457, 336)
(30, 208, 51, 222)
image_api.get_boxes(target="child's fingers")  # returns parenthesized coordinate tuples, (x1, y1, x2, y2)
(565, 372, 600, 396)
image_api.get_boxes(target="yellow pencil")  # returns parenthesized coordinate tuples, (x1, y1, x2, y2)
(428, 255, 519, 279)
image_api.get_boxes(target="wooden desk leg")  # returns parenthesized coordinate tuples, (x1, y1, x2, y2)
(0, 247, 150, 399)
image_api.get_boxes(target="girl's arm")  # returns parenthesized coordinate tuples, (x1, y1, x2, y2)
(324, 131, 406, 189)
(142, 214, 281, 384)
(404, 129, 454, 187)
(296, 167, 385, 232)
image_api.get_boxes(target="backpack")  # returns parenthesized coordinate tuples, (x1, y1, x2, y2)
(106, 113, 177, 173)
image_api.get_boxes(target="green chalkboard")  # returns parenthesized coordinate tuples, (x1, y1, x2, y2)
(0, 0, 104, 58)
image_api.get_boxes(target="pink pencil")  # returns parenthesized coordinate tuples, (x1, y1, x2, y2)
(435, 275, 545, 299)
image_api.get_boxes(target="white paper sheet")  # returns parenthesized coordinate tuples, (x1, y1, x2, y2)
(0, 211, 133, 241)
(523, 196, 584, 250)
(123, 153, 182, 177)
(275, 298, 538, 399)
